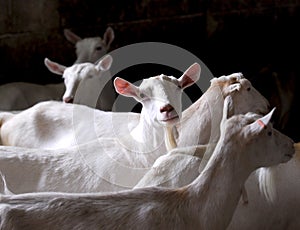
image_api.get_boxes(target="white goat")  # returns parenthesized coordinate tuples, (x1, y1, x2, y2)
(0, 97, 294, 230)
(176, 72, 270, 147)
(0, 63, 200, 193)
(64, 27, 115, 64)
(44, 54, 116, 110)
(0, 27, 114, 111)
(226, 143, 300, 230)
(135, 113, 299, 229)
(0, 73, 269, 150)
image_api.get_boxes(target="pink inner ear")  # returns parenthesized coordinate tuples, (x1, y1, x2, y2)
(179, 63, 200, 88)
(99, 55, 112, 70)
(118, 82, 130, 94)
(257, 119, 267, 129)
(104, 27, 114, 45)
(114, 78, 130, 94)
(181, 75, 194, 88)
(49, 63, 61, 73)
(46, 60, 65, 75)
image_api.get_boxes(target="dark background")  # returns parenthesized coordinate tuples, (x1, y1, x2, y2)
(0, 0, 299, 141)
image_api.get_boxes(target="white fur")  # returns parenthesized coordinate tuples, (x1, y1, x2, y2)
(44, 54, 115, 110)
(0, 97, 293, 230)
(0, 27, 114, 111)
(0, 72, 268, 150)
(135, 107, 298, 230)
(176, 72, 270, 147)
(0, 65, 200, 193)
(64, 27, 115, 64)
(228, 150, 300, 230)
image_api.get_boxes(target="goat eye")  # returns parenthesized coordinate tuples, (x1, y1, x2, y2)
(140, 93, 146, 98)
(247, 87, 251, 91)
(96, 46, 102, 51)
(267, 131, 272, 136)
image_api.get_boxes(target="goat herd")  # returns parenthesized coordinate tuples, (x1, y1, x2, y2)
(0, 27, 298, 230)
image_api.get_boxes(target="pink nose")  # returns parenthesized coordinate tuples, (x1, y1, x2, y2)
(160, 104, 174, 113)
(64, 97, 74, 103)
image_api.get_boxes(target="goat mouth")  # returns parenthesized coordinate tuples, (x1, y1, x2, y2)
(161, 115, 179, 123)
(64, 98, 74, 104)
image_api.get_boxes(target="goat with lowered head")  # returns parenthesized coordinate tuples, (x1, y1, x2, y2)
(0, 63, 200, 193)
(0, 96, 294, 230)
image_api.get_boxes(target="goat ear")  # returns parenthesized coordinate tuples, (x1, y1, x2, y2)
(44, 58, 66, 75)
(63, 29, 82, 44)
(114, 77, 139, 98)
(227, 83, 241, 93)
(178, 63, 201, 89)
(248, 108, 276, 135)
(96, 55, 113, 71)
(103, 27, 115, 48)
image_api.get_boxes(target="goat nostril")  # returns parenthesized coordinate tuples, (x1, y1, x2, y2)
(160, 104, 174, 113)
(64, 97, 74, 104)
